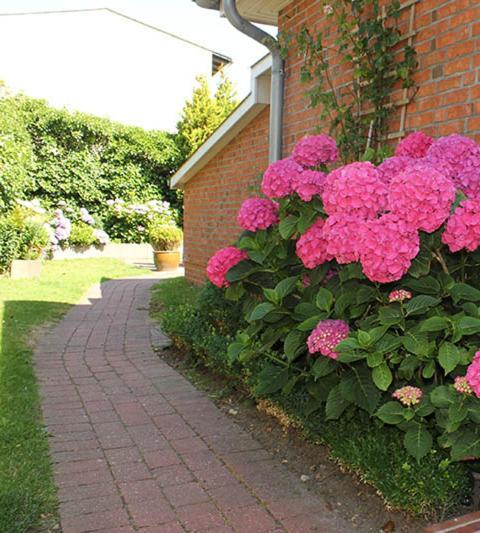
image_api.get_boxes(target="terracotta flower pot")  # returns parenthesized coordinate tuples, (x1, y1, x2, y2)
(153, 250, 180, 271)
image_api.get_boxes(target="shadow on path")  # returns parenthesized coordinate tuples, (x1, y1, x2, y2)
(32, 276, 352, 532)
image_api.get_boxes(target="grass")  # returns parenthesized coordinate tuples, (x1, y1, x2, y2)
(0, 258, 145, 532)
(150, 276, 200, 317)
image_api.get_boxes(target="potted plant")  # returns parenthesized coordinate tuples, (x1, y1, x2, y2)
(148, 223, 183, 271)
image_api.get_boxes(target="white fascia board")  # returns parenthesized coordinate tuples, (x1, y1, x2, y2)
(170, 55, 272, 189)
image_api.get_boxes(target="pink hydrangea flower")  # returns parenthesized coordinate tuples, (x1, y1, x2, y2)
(307, 319, 349, 359)
(377, 156, 414, 184)
(322, 162, 387, 219)
(392, 386, 423, 406)
(292, 169, 326, 201)
(323, 214, 365, 264)
(206, 246, 248, 288)
(261, 157, 302, 198)
(426, 134, 480, 178)
(454, 376, 473, 395)
(237, 197, 279, 232)
(466, 351, 480, 398)
(442, 199, 480, 252)
(295, 218, 333, 269)
(388, 289, 412, 303)
(292, 134, 338, 167)
(395, 131, 433, 159)
(359, 214, 420, 283)
(456, 169, 480, 199)
(388, 165, 456, 233)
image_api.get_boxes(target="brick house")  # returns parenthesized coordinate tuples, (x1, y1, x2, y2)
(171, 0, 480, 284)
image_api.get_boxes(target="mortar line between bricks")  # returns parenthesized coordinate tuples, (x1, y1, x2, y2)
(137, 344, 287, 531)
(37, 275, 346, 532)
(58, 282, 138, 531)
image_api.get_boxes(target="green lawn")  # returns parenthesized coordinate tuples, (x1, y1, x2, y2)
(0, 259, 146, 532)
(150, 276, 200, 316)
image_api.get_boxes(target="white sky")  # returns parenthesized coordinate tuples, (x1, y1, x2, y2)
(0, 0, 275, 131)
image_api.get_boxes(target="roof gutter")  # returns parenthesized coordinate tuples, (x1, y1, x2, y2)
(195, 0, 284, 163)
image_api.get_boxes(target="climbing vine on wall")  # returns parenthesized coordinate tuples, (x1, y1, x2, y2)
(283, 0, 417, 163)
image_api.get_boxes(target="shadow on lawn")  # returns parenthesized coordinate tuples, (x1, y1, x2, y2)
(0, 275, 155, 532)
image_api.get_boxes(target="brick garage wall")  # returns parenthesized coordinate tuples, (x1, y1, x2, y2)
(183, 107, 269, 284)
(183, 0, 479, 284)
(280, 0, 480, 152)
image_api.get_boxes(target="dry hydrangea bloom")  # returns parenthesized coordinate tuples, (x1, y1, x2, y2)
(466, 352, 480, 398)
(322, 162, 387, 219)
(261, 157, 302, 198)
(323, 214, 365, 264)
(292, 134, 338, 167)
(295, 218, 333, 269)
(237, 197, 279, 231)
(388, 165, 456, 233)
(359, 214, 420, 284)
(392, 386, 423, 406)
(395, 131, 433, 159)
(307, 319, 349, 359)
(388, 289, 412, 303)
(206, 246, 248, 288)
(292, 169, 326, 201)
(442, 199, 480, 252)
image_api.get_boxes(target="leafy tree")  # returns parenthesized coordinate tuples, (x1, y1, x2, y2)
(176, 75, 238, 157)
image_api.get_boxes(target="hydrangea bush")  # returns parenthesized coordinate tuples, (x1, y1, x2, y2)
(207, 132, 480, 463)
(104, 198, 177, 243)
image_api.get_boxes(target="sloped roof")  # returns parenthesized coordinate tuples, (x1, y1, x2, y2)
(0, 8, 231, 62)
(170, 54, 271, 189)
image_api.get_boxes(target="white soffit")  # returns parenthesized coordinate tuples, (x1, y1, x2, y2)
(170, 54, 272, 189)
(221, 0, 294, 25)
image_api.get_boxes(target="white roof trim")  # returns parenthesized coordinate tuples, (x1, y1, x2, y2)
(171, 54, 271, 189)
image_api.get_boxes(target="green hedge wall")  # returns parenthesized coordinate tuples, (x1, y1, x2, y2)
(0, 95, 183, 216)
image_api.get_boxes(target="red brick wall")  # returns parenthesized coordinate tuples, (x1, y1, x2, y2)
(280, 0, 480, 153)
(183, 0, 479, 284)
(183, 107, 269, 284)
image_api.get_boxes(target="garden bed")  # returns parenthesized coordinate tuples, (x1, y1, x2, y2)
(150, 277, 474, 523)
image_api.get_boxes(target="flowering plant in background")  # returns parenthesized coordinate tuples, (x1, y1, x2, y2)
(104, 198, 177, 243)
(50, 209, 71, 245)
(205, 130, 480, 463)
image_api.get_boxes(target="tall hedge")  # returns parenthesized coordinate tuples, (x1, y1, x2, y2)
(0, 97, 35, 210)
(0, 95, 183, 216)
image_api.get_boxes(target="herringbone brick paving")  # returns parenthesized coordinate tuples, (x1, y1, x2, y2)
(35, 276, 350, 532)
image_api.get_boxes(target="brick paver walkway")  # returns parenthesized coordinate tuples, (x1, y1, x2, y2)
(35, 276, 350, 532)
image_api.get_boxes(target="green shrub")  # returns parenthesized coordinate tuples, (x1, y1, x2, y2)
(149, 224, 183, 251)
(0, 96, 35, 210)
(0, 95, 183, 223)
(0, 207, 49, 272)
(16, 220, 49, 260)
(104, 199, 177, 243)
(153, 278, 472, 518)
(0, 218, 21, 273)
(68, 222, 96, 247)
